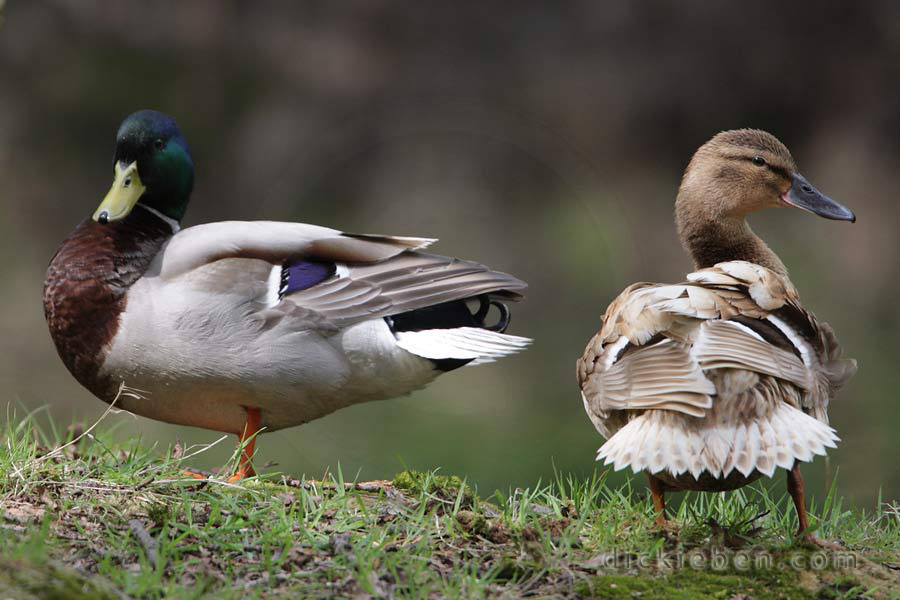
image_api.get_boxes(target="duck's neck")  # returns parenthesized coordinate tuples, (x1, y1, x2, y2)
(676, 210, 787, 275)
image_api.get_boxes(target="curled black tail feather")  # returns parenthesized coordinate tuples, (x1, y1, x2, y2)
(387, 294, 512, 334)
(472, 295, 511, 332)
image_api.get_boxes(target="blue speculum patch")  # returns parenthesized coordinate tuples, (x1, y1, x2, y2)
(279, 260, 337, 298)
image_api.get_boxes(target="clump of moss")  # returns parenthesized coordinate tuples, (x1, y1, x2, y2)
(816, 574, 865, 600)
(455, 509, 489, 536)
(0, 557, 119, 600)
(393, 470, 475, 509)
(578, 568, 812, 600)
(493, 554, 541, 582)
(146, 501, 171, 524)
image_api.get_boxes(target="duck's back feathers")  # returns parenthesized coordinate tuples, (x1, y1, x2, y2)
(578, 260, 855, 487)
(151, 220, 526, 334)
(155, 221, 435, 280)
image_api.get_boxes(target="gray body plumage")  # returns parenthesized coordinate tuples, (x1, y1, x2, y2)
(98, 218, 529, 434)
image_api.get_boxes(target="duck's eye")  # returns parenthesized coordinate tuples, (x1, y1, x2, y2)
(752, 156, 766, 167)
(153, 138, 164, 150)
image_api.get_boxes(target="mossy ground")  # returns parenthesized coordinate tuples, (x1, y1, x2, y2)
(1, 411, 898, 599)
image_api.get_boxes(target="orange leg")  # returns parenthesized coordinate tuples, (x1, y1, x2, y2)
(788, 465, 843, 549)
(228, 407, 261, 482)
(647, 473, 667, 526)
(787, 462, 811, 538)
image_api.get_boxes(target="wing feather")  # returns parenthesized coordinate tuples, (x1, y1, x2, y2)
(583, 339, 715, 417)
(155, 222, 525, 329)
(282, 252, 525, 327)
(692, 321, 811, 388)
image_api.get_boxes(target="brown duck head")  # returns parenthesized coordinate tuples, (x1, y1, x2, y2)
(675, 129, 854, 274)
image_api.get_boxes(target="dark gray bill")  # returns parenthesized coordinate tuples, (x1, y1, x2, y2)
(783, 173, 855, 222)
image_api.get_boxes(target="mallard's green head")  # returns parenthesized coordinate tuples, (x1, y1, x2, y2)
(93, 110, 194, 225)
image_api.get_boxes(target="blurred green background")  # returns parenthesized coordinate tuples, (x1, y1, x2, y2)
(1, 2, 897, 506)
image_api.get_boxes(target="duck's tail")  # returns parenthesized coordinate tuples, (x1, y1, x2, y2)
(389, 294, 531, 370)
(280, 251, 530, 370)
(596, 402, 839, 480)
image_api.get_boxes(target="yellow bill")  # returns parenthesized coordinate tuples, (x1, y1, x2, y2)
(93, 161, 145, 224)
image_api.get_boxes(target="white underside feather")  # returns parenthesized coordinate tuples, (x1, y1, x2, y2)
(394, 327, 531, 365)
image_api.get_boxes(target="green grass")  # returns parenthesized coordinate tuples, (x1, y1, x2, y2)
(1, 408, 899, 599)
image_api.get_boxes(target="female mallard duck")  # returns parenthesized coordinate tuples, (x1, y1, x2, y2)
(44, 110, 530, 480)
(577, 129, 857, 541)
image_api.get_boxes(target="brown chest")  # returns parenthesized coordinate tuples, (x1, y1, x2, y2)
(43, 210, 171, 400)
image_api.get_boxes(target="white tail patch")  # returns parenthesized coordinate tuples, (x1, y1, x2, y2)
(395, 327, 531, 365)
(596, 402, 838, 480)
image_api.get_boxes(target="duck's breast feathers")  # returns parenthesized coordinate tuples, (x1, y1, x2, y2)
(43, 209, 173, 398)
(578, 260, 853, 423)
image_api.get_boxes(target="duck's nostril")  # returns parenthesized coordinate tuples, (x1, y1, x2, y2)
(801, 185, 813, 193)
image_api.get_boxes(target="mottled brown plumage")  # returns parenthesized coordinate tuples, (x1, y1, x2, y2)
(578, 129, 856, 539)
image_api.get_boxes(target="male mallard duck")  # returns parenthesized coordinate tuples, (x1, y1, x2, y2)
(44, 110, 530, 479)
(577, 129, 857, 541)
